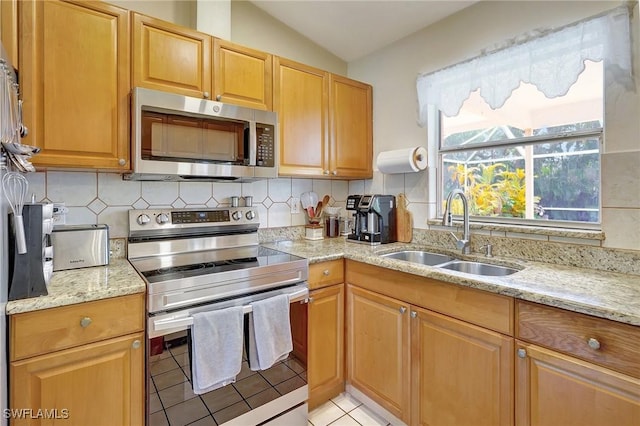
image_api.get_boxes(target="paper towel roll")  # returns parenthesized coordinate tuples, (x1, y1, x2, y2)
(376, 147, 428, 174)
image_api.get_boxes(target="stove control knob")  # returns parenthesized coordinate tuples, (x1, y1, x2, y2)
(156, 213, 170, 225)
(245, 210, 256, 220)
(231, 211, 242, 221)
(136, 214, 151, 226)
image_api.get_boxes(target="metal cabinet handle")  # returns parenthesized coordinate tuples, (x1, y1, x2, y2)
(203, 92, 210, 99)
(132, 340, 141, 349)
(587, 338, 601, 350)
(307, 297, 314, 304)
(399, 306, 407, 314)
(80, 317, 92, 328)
(323, 170, 330, 175)
(323, 269, 330, 276)
(410, 311, 417, 319)
(517, 348, 527, 359)
(216, 95, 222, 101)
(332, 171, 338, 175)
(118, 158, 126, 166)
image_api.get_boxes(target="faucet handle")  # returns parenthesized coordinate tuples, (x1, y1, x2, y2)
(480, 244, 493, 258)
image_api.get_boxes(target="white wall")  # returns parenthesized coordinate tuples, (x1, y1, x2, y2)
(230, 0, 347, 75)
(348, 1, 640, 251)
(109, 0, 196, 28)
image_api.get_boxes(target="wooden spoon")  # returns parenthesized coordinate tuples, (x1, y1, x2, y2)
(315, 200, 324, 218)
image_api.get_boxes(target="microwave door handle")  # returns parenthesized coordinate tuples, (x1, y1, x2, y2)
(248, 121, 257, 166)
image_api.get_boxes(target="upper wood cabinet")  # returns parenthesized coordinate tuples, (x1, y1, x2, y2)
(1, 0, 18, 66)
(329, 75, 373, 178)
(132, 14, 272, 110)
(214, 38, 272, 110)
(20, 0, 130, 170)
(274, 57, 329, 177)
(132, 13, 212, 99)
(275, 57, 373, 179)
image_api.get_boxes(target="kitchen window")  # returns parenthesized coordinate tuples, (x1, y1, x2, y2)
(417, 6, 632, 228)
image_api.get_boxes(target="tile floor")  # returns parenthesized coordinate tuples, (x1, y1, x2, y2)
(148, 338, 392, 426)
(307, 393, 392, 426)
(148, 339, 307, 425)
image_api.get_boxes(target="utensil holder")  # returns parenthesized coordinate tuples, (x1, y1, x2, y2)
(8, 203, 53, 300)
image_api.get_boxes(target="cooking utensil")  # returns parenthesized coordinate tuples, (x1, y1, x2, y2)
(315, 200, 324, 218)
(308, 192, 318, 210)
(396, 193, 413, 243)
(300, 192, 313, 209)
(2, 171, 28, 253)
(322, 194, 330, 207)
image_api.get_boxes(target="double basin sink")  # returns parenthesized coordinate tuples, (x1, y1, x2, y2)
(380, 250, 520, 277)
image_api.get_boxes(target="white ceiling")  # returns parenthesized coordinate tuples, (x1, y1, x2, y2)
(249, 0, 478, 62)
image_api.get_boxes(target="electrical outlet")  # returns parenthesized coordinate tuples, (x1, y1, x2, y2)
(52, 203, 68, 225)
(291, 197, 301, 214)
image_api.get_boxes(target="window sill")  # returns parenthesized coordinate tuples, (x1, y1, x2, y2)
(426, 219, 604, 243)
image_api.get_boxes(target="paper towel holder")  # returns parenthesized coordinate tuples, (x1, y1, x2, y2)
(376, 146, 428, 174)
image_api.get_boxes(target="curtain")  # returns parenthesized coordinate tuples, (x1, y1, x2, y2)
(416, 6, 633, 127)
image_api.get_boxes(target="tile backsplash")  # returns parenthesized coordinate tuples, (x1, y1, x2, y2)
(26, 171, 368, 238)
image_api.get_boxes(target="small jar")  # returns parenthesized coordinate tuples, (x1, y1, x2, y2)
(325, 215, 340, 238)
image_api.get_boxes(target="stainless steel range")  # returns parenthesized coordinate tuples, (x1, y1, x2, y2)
(127, 207, 309, 426)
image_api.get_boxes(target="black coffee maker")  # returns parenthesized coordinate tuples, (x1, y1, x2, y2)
(346, 194, 396, 245)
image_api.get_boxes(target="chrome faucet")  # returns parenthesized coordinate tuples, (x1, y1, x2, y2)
(442, 189, 471, 255)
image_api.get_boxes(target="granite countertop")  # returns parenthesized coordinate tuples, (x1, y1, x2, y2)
(263, 238, 640, 327)
(5, 258, 146, 315)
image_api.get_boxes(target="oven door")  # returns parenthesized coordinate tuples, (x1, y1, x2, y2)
(147, 284, 309, 426)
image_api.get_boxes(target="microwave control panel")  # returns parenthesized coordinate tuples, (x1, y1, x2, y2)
(256, 123, 275, 167)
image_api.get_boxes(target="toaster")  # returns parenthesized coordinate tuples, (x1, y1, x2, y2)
(51, 224, 110, 271)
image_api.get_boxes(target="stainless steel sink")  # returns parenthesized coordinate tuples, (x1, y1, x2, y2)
(380, 250, 456, 266)
(438, 261, 519, 276)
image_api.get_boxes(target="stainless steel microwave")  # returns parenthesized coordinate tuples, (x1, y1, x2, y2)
(125, 87, 278, 181)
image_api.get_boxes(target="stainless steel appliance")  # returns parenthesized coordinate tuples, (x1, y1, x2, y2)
(127, 207, 309, 425)
(51, 224, 109, 271)
(126, 87, 278, 182)
(346, 194, 397, 245)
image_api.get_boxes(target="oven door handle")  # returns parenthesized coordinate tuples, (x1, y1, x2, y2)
(151, 286, 309, 332)
(153, 315, 193, 331)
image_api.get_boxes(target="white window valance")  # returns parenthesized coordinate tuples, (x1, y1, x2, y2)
(416, 6, 633, 127)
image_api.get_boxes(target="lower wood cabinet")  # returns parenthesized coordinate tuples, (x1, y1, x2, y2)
(515, 300, 640, 426)
(515, 342, 640, 426)
(308, 283, 345, 409)
(347, 285, 410, 423)
(345, 260, 514, 425)
(290, 260, 346, 410)
(9, 294, 145, 426)
(411, 306, 513, 426)
(11, 332, 144, 426)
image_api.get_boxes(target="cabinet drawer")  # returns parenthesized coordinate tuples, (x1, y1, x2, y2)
(309, 260, 344, 290)
(11, 293, 145, 361)
(517, 301, 640, 378)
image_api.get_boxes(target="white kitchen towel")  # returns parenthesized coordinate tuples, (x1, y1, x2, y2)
(190, 306, 244, 394)
(247, 294, 293, 371)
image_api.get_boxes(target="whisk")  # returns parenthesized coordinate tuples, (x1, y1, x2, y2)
(2, 171, 28, 254)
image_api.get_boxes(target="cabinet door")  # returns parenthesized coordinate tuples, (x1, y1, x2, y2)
(274, 57, 329, 177)
(20, 0, 130, 170)
(329, 75, 373, 178)
(11, 332, 144, 426)
(132, 13, 212, 99)
(347, 285, 410, 423)
(516, 342, 640, 426)
(412, 307, 514, 426)
(214, 39, 272, 110)
(308, 284, 345, 410)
